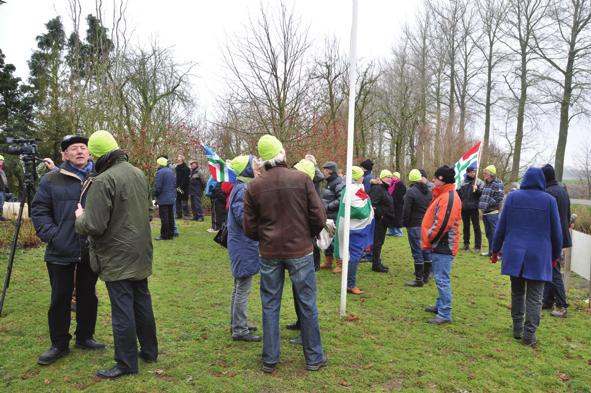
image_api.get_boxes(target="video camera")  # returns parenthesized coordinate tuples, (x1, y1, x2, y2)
(5, 137, 39, 157)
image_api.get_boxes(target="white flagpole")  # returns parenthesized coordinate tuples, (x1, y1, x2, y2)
(340, 0, 359, 318)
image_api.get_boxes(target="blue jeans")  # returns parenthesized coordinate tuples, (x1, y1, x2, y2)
(407, 227, 431, 264)
(431, 253, 454, 321)
(260, 255, 323, 365)
(0, 191, 5, 218)
(172, 203, 179, 235)
(483, 213, 499, 255)
(190, 194, 203, 219)
(347, 259, 361, 288)
(388, 227, 403, 236)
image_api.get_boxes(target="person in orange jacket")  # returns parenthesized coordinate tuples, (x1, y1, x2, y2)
(421, 165, 462, 324)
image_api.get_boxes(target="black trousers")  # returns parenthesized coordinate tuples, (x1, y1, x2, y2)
(372, 219, 388, 266)
(159, 204, 174, 239)
(105, 279, 158, 372)
(461, 209, 481, 249)
(46, 260, 98, 349)
(213, 198, 227, 230)
(176, 194, 190, 218)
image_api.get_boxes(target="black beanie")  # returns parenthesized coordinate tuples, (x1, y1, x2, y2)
(542, 164, 556, 184)
(434, 165, 456, 184)
(360, 159, 373, 171)
(61, 135, 89, 151)
(419, 169, 428, 178)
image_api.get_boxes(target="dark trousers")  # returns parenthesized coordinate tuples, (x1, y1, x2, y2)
(212, 198, 227, 230)
(105, 279, 158, 372)
(46, 261, 98, 349)
(510, 277, 544, 339)
(176, 195, 190, 218)
(483, 213, 499, 255)
(190, 193, 204, 219)
(543, 261, 569, 309)
(461, 209, 481, 249)
(159, 204, 174, 239)
(372, 219, 388, 266)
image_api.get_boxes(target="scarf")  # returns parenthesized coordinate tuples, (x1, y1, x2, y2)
(388, 178, 400, 194)
(64, 160, 94, 182)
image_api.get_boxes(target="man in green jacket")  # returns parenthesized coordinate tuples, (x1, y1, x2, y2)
(75, 130, 157, 379)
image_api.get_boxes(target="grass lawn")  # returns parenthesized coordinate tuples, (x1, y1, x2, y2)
(1, 219, 591, 392)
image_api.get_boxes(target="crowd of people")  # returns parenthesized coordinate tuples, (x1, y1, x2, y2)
(0, 130, 570, 377)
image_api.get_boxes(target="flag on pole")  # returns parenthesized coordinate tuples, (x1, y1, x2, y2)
(334, 183, 374, 262)
(454, 142, 481, 188)
(201, 143, 236, 183)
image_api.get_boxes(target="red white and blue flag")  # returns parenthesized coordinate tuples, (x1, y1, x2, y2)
(201, 143, 236, 183)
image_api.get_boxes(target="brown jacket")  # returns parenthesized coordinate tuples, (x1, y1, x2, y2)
(243, 163, 326, 259)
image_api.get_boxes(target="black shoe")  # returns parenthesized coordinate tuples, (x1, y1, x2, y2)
(37, 347, 70, 365)
(286, 322, 300, 330)
(173, 232, 179, 237)
(232, 333, 262, 342)
(463, 244, 470, 251)
(289, 336, 303, 346)
(523, 336, 537, 348)
(306, 354, 328, 371)
(541, 304, 553, 310)
(96, 365, 137, 379)
(139, 351, 157, 363)
(513, 331, 523, 340)
(405, 279, 424, 287)
(424, 305, 438, 314)
(371, 264, 389, 273)
(248, 326, 258, 332)
(262, 362, 277, 373)
(423, 262, 432, 284)
(75, 338, 106, 350)
(428, 316, 451, 325)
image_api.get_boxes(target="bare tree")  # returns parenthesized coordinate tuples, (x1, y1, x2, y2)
(575, 142, 591, 197)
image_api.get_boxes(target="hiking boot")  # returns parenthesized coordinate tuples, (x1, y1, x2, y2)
(523, 335, 537, 348)
(306, 354, 328, 371)
(262, 362, 277, 373)
(232, 333, 262, 342)
(371, 262, 389, 273)
(347, 287, 364, 295)
(551, 307, 567, 318)
(332, 259, 342, 274)
(405, 279, 424, 287)
(424, 305, 438, 314)
(427, 316, 451, 325)
(319, 256, 334, 270)
(286, 321, 300, 330)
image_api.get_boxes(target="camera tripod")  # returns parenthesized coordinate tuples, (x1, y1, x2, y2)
(0, 155, 37, 316)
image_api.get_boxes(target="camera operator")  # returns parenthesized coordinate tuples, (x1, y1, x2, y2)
(31, 135, 105, 366)
(0, 154, 7, 221)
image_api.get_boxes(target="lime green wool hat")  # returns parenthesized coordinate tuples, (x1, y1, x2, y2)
(257, 135, 283, 161)
(0, 154, 4, 161)
(230, 155, 250, 176)
(485, 165, 497, 175)
(88, 130, 119, 158)
(352, 166, 364, 181)
(294, 159, 315, 180)
(157, 157, 168, 167)
(379, 169, 393, 179)
(392, 171, 401, 179)
(408, 169, 422, 183)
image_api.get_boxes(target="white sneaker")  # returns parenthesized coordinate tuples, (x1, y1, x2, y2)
(207, 228, 218, 233)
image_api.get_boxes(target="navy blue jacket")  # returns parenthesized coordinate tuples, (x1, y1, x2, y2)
(154, 166, 176, 205)
(492, 168, 562, 282)
(31, 163, 88, 264)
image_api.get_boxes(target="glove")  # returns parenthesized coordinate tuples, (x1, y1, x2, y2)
(176, 187, 184, 195)
(490, 251, 500, 264)
(552, 258, 559, 268)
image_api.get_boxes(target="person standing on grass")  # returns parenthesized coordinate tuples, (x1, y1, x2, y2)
(227, 155, 262, 343)
(31, 135, 105, 366)
(175, 154, 191, 219)
(154, 157, 176, 240)
(491, 167, 562, 347)
(388, 171, 406, 237)
(75, 130, 158, 379)
(243, 135, 327, 374)
(541, 164, 571, 318)
(458, 163, 483, 253)
(188, 160, 206, 221)
(403, 169, 433, 287)
(205, 175, 218, 232)
(319, 160, 344, 272)
(421, 165, 462, 325)
(479, 165, 504, 257)
(368, 169, 394, 273)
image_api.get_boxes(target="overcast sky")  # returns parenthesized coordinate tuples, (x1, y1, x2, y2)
(0, 0, 586, 169)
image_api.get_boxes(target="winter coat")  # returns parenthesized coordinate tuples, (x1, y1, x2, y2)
(312, 167, 325, 195)
(368, 180, 395, 226)
(205, 176, 217, 198)
(402, 182, 432, 228)
(189, 168, 206, 196)
(459, 176, 483, 211)
(362, 170, 373, 193)
(227, 181, 260, 278)
(479, 176, 504, 213)
(321, 173, 345, 220)
(492, 168, 562, 282)
(546, 181, 572, 249)
(31, 162, 89, 265)
(0, 167, 7, 192)
(75, 151, 153, 282)
(175, 162, 190, 200)
(244, 163, 326, 259)
(390, 180, 407, 227)
(421, 183, 463, 256)
(154, 166, 176, 205)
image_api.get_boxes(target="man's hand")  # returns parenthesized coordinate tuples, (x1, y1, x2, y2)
(42, 158, 56, 170)
(490, 251, 500, 264)
(305, 154, 317, 165)
(552, 258, 559, 268)
(472, 184, 477, 192)
(75, 203, 85, 218)
(176, 187, 184, 195)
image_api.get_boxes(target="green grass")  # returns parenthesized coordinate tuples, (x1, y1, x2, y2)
(1, 220, 591, 392)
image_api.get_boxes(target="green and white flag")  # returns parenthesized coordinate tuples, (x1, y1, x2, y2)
(454, 142, 481, 188)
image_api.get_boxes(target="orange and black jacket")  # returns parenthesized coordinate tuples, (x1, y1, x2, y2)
(421, 183, 463, 256)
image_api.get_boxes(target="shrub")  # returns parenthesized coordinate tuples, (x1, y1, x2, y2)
(0, 219, 42, 249)
(572, 204, 591, 235)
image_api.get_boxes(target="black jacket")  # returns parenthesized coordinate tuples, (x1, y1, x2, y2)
(321, 173, 345, 220)
(176, 162, 190, 199)
(402, 182, 432, 228)
(369, 181, 395, 226)
(459, 176, 482, 211)
(546, 181, 572, 248)
(31, 163, 88, 264)
(391, 181, 407, 227)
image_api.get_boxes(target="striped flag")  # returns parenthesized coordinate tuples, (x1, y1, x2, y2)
(454, 142, 481, 188)
(201, 143, 236, 183)
(334, 183, 375, 262)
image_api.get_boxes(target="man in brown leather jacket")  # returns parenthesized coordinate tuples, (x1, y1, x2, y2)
(243, 135, 327, 374)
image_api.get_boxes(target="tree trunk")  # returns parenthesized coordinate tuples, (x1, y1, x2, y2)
(511, 54, 527, 182)
(554, 52, 575, 182)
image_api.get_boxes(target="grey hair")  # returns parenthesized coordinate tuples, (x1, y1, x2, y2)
(262, 149, 286, 167)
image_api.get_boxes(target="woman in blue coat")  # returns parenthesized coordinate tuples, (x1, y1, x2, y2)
(227, 155, 261, 342)
(491, 167, 562, 347)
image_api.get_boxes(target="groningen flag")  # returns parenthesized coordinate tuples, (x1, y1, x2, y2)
(454, 142, 481, 188)
(334, 183, 375, 262)
(201, 143, 236, 183)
